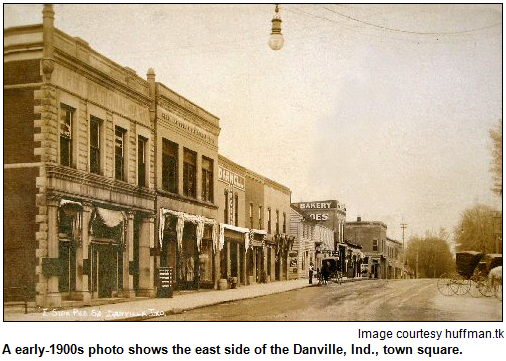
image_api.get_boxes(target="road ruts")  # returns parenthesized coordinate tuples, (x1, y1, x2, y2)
(147, 279, 502, 321)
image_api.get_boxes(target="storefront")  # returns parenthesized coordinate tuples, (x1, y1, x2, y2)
(159, 208, 218, 290)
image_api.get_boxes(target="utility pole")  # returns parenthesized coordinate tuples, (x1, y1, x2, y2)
(401, 223, 407, 278)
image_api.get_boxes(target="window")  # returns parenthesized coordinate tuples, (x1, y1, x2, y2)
(268, 208, 272, 233)
(283, 212, 286, 234)
(138, 136, 147, 187)
(114, 127, 126, 181)
(373, 240, 378, 252)
(60, 104, 74, 167)
(183, 148, 197, 198)
(89, 116, 101, 174)
(258, 206, 263, 229)
(224, 190, 229, 224)
(201, 156, 213, 202)
(249, 203, 253, 229)
(275, 210, 279, 234)
(162, 139, 178, 193)
(234, 194, 239, 227)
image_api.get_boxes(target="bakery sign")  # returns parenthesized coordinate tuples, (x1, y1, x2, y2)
(218, 166, 245, 190)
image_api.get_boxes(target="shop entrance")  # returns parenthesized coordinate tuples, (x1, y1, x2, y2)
(58, 240, 76, 293)
(255, 247, 263, 282)
(90, 243, 121, 298)
(178, 223, 198, 290)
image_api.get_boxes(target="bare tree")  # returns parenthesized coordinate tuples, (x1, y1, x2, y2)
(489, 119, 502, 196)
(454, 204, 497, 254)
(406, 232, 454, 278)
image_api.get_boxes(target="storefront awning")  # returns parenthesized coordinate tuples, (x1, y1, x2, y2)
(96, 207, 125, 228)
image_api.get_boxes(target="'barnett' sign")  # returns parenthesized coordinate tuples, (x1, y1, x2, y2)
(218, 166, 245, 190)
(293, 200, 338, 210)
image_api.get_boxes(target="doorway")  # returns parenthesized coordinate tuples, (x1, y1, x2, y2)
(90, 243, 120, 298)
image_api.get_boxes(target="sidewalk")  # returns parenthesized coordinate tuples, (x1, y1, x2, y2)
(4, 279, 313, 321)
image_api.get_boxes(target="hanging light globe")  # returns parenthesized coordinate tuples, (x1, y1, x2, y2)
(268, 5, 284, 51)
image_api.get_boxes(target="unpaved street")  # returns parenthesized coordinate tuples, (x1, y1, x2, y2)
(149, 279, 502, 321)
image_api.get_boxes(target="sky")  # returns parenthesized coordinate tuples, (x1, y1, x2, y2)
(3, 4, 502, 241)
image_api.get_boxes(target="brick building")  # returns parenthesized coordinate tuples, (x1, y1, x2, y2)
(5, 5, 156, 307)
(344, 217, 388, 279)
(4, 5, 294, 304)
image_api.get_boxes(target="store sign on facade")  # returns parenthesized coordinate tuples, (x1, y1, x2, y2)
(218, 166, 245, 190)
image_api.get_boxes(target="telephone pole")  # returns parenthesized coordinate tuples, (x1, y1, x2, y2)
(401, 223, 407, 278)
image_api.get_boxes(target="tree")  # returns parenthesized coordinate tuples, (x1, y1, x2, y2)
(489, 119, 502, 196)
(405, 230, 454, 278)
(454, 204, 497, 254)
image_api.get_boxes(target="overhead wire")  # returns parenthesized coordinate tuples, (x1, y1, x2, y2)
(320, 4, 502, 35)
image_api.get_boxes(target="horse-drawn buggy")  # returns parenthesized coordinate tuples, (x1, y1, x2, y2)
(318, 257, 343, 285)
(437, 251, 502, 300)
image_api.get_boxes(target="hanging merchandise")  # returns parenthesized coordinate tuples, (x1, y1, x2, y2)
(196, 221, 205, 252)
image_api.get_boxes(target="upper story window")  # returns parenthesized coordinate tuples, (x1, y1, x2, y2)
(373, 239, 378, 252)
(275, 210, 280, 234)
(283, 212, 286, 234)
(201, 156, 213, 202)
(60, 104, 74, 167)
(89, 116, 101, 174)
(114, 126, 126, 181)
(267, 208, 272, 233)
(224, 190, 229, 224)
(234, 194, 239, 227)
(183, 148, 197, 198)
(162, 138, 178, 193)
(138, 136, 147, 187)
(249, 203, 253, 229)
(258, 206, 263, 230)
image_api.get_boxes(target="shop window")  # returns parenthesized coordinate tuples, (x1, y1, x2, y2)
(201, 156, 213, 202)
(283, 212, 286, 234)
(183, 148, 197, 198)
(258, 206, 263, 229)
(268, 208, 271, 234)
(60, 104, 74, 167)
(276, 210, 279, 234)
(373, 240, 378, 252)
(234, 194, 239, 227)
(162, 138, 178, 193)
(199, 229, 214, 283)
(89, 116, 101, 174)
(114, 126, 126, 181)
(249, 203, 253, 229)
(138, 136, 147, 187)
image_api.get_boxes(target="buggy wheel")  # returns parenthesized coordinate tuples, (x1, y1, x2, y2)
(451, 274, 470, 295)
(437, 273, 456, 296)
(478, 278, 494, 297)
(469, 276, 484, 297)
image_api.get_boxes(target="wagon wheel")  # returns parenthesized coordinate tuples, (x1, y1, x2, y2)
(437, 273, 456, 296)
(478, 278, 494, 297)
(451, 274, 470, 295)
(469, 276, 484, 298)
(492, 277, 502, 301)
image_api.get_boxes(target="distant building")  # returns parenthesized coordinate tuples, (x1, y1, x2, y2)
(289, 206, 334, 278)
(291, 200, 346, 248)
(344, 217, 388, 279)
(386, 237, 404, 279)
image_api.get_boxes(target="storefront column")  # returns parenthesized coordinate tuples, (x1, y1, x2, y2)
(285, 249, 290, 280)
(46, 197, 61, 308)
(121, 211, 135, 298)
(241, 246, 247, 285)
(76, 202, 92, 305)
(138, 214, 155, 297)
(226, 241, 231, 278)
(262, 246, 268, 282)
(270, 247, 276, 281)
(236, 242, 241, 285)
(252, 248, 257, 283)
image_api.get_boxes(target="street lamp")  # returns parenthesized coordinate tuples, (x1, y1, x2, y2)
(268, 4, 284, 51)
